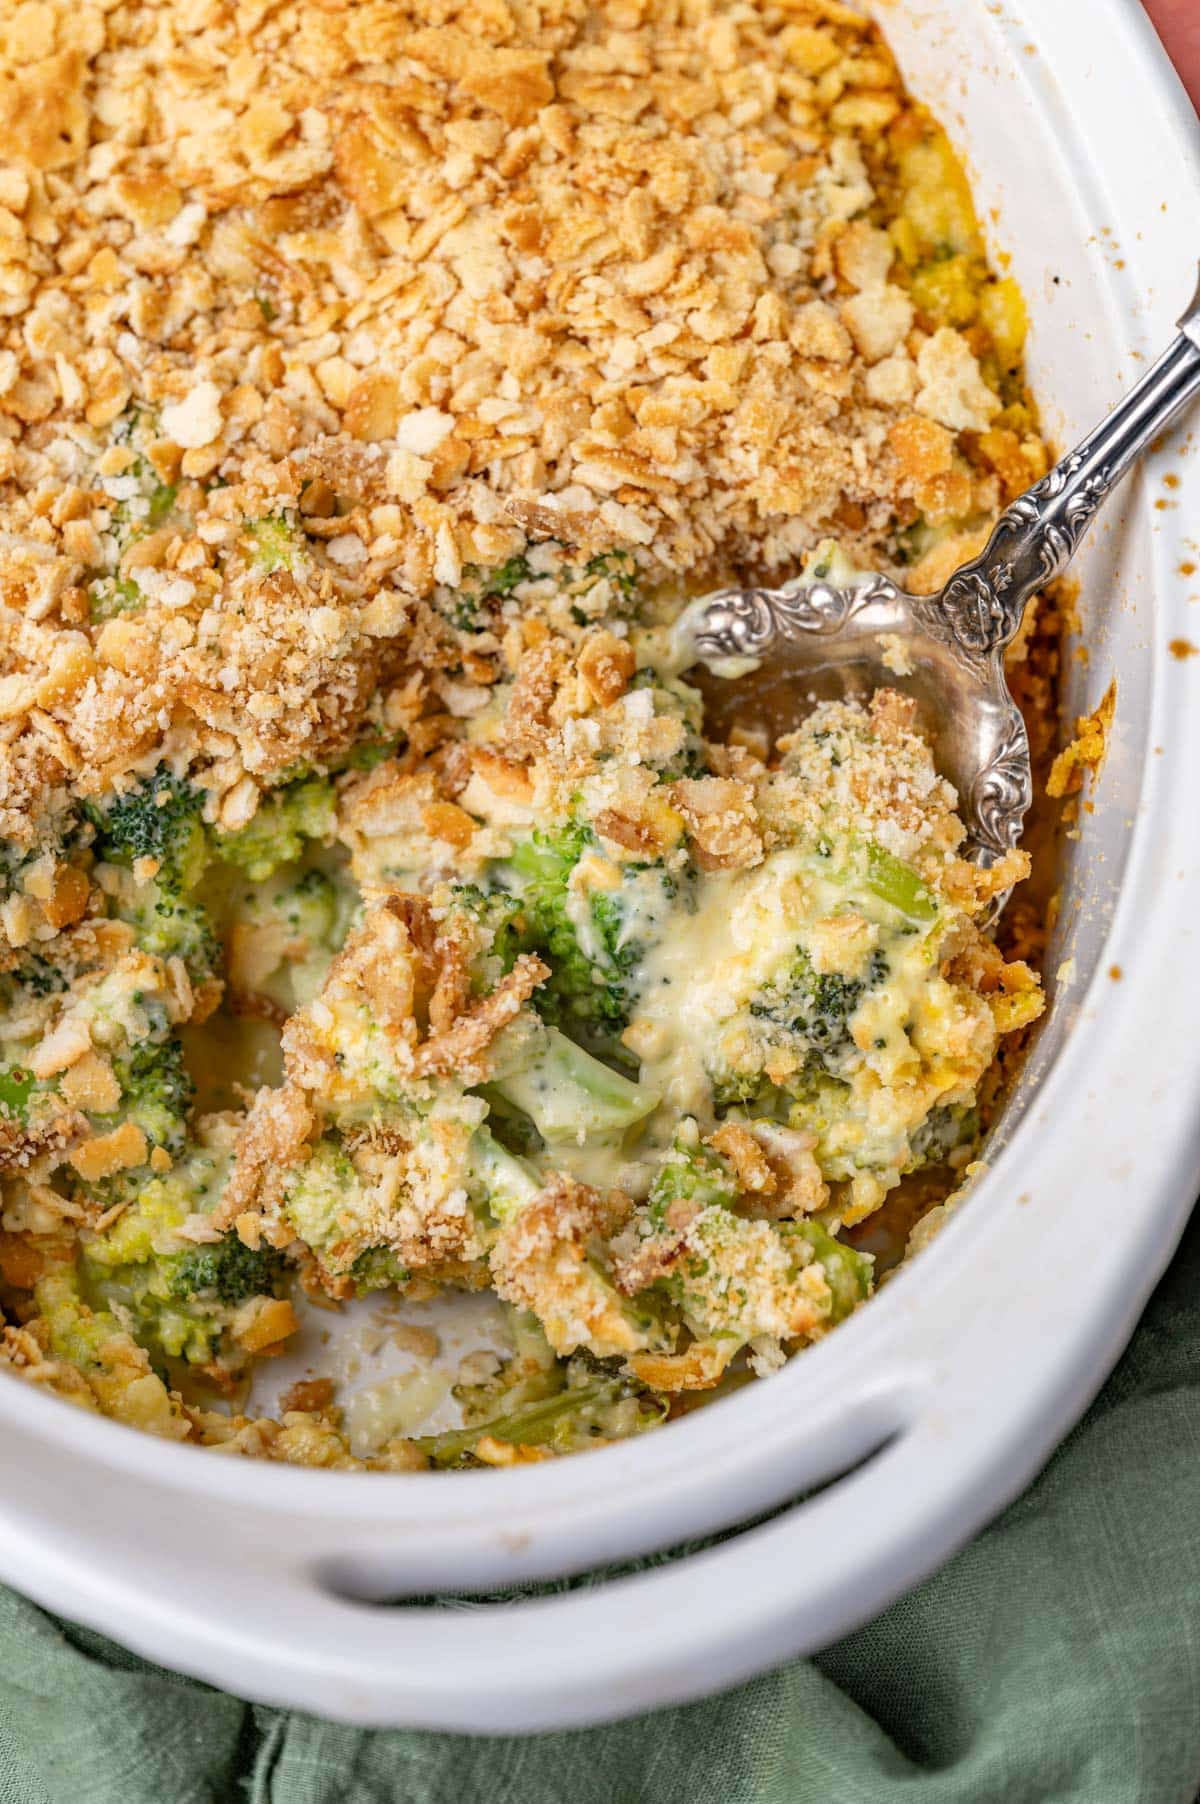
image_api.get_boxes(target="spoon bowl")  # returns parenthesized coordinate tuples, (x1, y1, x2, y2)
(686, 271, 1200, 899)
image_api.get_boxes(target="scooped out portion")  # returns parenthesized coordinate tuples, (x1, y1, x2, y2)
(0, 571, 1042, 1464)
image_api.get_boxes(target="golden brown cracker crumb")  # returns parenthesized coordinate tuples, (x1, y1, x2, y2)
(1047, 681, 1116, 799)
(279, 1377, 336, 1414)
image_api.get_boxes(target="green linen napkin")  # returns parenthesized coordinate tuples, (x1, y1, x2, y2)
(3, 1204, 1200, 1804)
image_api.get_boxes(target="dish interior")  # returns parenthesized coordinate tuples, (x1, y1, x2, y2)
(0, 0, 1110, 1471)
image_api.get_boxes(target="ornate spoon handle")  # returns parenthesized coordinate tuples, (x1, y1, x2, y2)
(939, 271, 1200, 658)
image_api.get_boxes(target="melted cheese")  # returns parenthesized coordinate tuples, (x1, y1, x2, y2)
(620, 839, 997, 1201)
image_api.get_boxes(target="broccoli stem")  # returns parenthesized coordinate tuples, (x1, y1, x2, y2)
(413, 1375, 634, 1466)
(469, 1128, 541, 1224)
(863, 843, 938, 922)
(799, 1219, 873, 1321)
(491, 1025, 658, 1143)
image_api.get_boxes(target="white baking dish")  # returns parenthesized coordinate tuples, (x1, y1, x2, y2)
(1, 0, 1198, 1733)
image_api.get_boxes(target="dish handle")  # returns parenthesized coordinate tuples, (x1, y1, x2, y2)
(4, 1397, 967, 1732)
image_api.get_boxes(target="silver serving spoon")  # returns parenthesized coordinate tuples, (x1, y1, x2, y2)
(686, 272, 1200, 892)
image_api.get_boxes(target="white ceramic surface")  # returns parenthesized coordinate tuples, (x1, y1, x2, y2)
(1, 0, 1198, 1733)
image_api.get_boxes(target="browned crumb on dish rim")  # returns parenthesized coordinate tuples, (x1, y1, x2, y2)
(1046, 680, 1117, 800)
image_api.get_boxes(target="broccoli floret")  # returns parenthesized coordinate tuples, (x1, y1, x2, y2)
(78, 1134, 284, 1373)
(906, 1103, 979, 1171)
(750, 948, 890, 1081)
(506, 823, 625, 1030)
(348, 1248, 409, 1295)
(33, 1267, 191, 1436)
(633, 1203, 872, 1347)
(71, 1038, 194, 1213)
(448, 884, 530, 979)
(283, 1136, 422, 1288)
(168, 1234, 284, 1306)
(128, 889, 221, 988)
(214, 776, 336, 881)
(85, 766, 208, 892)
(85, 768, 221, 987)
(440, 555, 534, 631)
(283, 1135, 461, 1292)
(282, 1138, 359, 1261)
(247, 513, 306, 573)
(501, 821, 677, 1044)
(646, 1125, 738, 1228)
(105, 1036, 194, 1160)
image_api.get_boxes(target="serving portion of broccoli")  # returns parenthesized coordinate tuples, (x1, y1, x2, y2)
(0, 910, 292, 1383)
(618, 805, 1000, 1217)
(229, 894, 542, 1292)
(222, 885, 663, 1308)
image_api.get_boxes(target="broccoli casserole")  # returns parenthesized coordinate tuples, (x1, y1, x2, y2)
(0, 0, 1054, 1467)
